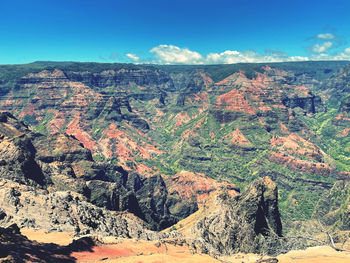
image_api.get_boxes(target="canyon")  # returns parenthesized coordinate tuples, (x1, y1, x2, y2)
(0, 61, 349, 261)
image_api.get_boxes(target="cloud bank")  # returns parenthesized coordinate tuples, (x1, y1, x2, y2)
(122, 31, 350, 64)
(146, 45, 309, 65)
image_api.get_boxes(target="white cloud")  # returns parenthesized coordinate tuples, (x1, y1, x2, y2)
(119, 31, 349, 65)
(330, 46, 350, 60)
(150, 45, 203, 64)
(317, 33, 335, 40)
(308, 32, 347, 57)
(147, 45, 309, 64)
(289, 56, 310, 61)
(206, 50, 249, 64)
(310, 46, 350, 61)
(311, 41, 333, 53)
(125, 53, 140, 62)
(124, 35, 349, 65)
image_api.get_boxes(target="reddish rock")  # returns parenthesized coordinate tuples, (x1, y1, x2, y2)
(164, 171, 239, 206)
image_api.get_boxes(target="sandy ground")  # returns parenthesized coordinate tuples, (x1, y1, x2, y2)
(75, 252, 220, 263)
(223, 246, 350, 263)
(20, 229, 350, 263)
(21, 228, 74, 246)
(71, 239, 220, 263)
(277, 246, 350, 263)
(71, 243, 350, 263)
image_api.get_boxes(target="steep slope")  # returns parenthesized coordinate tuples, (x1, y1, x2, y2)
(0, 61, 350, 260)
(313, 180, 350, 231)
(0, 112, 218, 231)
(307, 65, 350, 173)
(0, 67, 168, 173)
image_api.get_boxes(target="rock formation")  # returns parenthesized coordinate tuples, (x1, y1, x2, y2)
(165, 177, 282, 255)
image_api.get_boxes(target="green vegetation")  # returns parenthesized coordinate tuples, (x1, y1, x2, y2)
(34, 111, 55, 134)
(22, 114, 39, 126)
(156, 61, 350, 82)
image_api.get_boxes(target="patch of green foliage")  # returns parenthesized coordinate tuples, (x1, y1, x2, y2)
(33, 111, 55, 134)
(22, 114, 39, 126)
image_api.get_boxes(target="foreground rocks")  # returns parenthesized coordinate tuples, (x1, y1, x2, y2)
(0, 180, 180, 240)
(0, 175, 283, 255)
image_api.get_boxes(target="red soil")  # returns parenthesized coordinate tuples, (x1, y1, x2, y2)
(165, 171, 238, 205)
(66, 116, 96, 151)
(338, 128, 349, 137)
(216, 89, 256, 114)
(268, 152, 332, 176)
(224, 128, 251, 145)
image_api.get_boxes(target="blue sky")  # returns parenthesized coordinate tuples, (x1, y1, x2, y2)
(1, 0, 350, 64)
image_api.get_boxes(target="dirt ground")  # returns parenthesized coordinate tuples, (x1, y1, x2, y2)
(21, 229, 350, 263)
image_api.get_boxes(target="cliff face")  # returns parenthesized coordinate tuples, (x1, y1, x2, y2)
(320, 64, 350, 100)
(155, 66, 341, 223)
(313, 180, 350, 230)
(212, 67, 324, 125)
(194, 177, 281, 255)
(166, 177, 282, 255)
(0, 113, 245, 234)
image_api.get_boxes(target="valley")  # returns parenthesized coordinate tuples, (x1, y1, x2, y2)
(0, 61, 349, 261)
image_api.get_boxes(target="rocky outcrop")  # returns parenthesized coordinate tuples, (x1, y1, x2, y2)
(175, 177, 282, 255)
(176, 72, 213, 106)
(0, 112, 49, 186)
(281, 94, 323, 114)
(0, 180, 180, 240)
